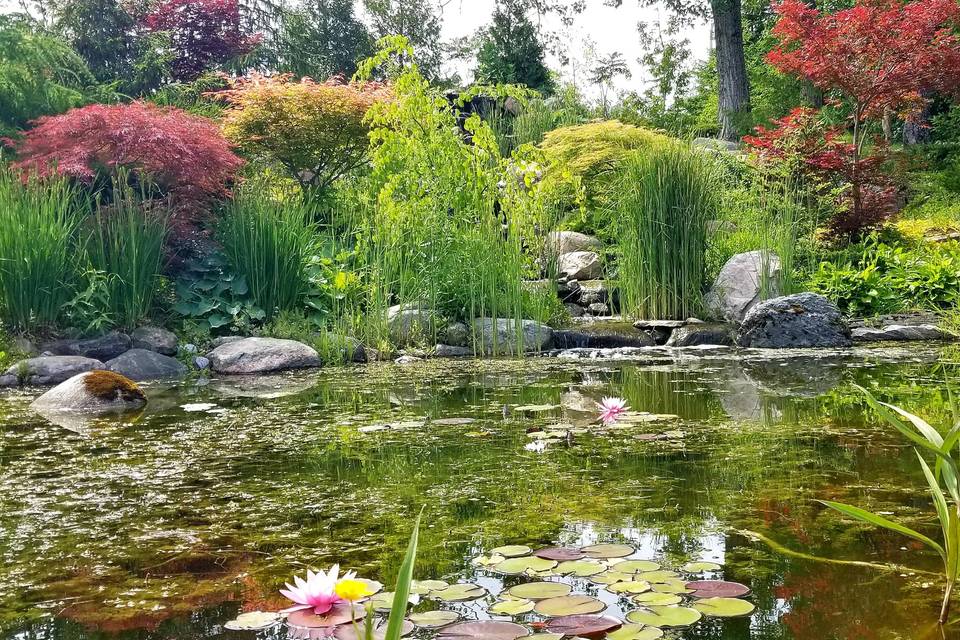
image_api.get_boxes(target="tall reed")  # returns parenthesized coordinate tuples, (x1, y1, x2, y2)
(86, 175, 169, 328)
(0, 169, 82, 330)
(616, 143, 721, 320)
(220, 182, 317, 319)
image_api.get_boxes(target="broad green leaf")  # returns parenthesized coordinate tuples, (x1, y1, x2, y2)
(692, 597, 756, 617)
(385, 512, 421, 640)
(626, 606, 702, 628)
(820, 500, 946, 559)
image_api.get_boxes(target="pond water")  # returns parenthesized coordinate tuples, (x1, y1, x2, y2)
(3, 346, 960, 640)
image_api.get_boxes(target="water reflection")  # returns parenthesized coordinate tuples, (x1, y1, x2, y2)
(1, 346, 958, 639)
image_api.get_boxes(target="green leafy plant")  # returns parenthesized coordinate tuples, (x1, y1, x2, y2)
(821, 387, 960, 624)
(173, 253, 265, 331)
(62, 268, 116, 335)
(381, 512, 421, 640)
(808, 261, 900, 317)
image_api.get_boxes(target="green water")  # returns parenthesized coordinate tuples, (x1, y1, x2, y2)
(2, 347, 960, 639)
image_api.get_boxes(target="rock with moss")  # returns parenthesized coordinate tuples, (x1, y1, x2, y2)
(30, 370, 147, 413)
(206, 337, 322, 374)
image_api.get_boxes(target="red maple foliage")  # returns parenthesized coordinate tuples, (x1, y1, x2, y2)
(143, 0, 259, 81)
(10, 102, 243, 215)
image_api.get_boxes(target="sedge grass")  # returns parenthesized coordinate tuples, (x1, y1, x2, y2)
(616, 143, 720, 320)
(0, 169, 82, 330)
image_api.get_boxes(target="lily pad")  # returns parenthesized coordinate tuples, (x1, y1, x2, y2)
(411, 579, 449, 594)
(626, 606, 702, 628)
(545, 615, 622, 639)
(632, 592, 683, 606)
(335, 619, 415, 640)
(534, 595, 605, 617)
(692, 597, 756, 618)
(650, 580, 694, 595)
(555, 559, 606, 577)
(581, 544, 636, 559)
(636, 571, 679, 583)
(686, 581, 751, 599)
(534, 547, 585, 562)
(606, 624, 665, 640)
(432, 583, 487, 601)
(589, 571, 632, 585)
(432, 417, 476, 426)
(529, 634, 564, 640)
(514, 404, 560, 413)
(682, 562, 722, 573)
(496, 556, 558, 575)
(287, 604, 366, 629)
(409, 610, 461, 628)
(473, 554, 508, 568)
(438, 621, 529, 640)
(492, 545, 533, 558)
(606, 580, 651, 594)
(612, 560, 661, 574)
(508, 582, 573, 600)
(490, 599, 536, 615)
(224, 611, 283, 631)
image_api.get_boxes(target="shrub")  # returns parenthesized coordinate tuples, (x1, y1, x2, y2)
(0, 169, 82, 330)
(220, 74, 391, 195)
(173, 252, 265, 331)
(219, 182, 316, 320)
(616, 143, 721, 320)
(142, 0, 258, 81)
(10, 102, 243, 226)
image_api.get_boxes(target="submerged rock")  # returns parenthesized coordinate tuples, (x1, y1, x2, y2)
(105, 349, 188, 381)
(558, 251, 602, 281)
(30, 370, 147, 414)
(206, 337, 322, 374)
(852, 324, 957, 343)
(738, 293, 852, 349)
(1, 355, 104, 387)
(473, 318, 553, 355)
(704, 251, 781, 323)
(42, 331, 132, 361)
(131, 326, 178, 355)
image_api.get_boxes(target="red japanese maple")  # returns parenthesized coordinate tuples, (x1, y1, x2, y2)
(143, 0, 259, 81)
(10, 102, 243, 213)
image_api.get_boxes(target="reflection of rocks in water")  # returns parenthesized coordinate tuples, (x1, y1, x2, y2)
(741, 355, 844, 398)
(706, 362, 764, 422)
(33, 406, 146, 434)
(210, 373, 321, 400)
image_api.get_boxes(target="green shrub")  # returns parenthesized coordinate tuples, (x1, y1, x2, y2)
(86, 176, 169, 328)
(0, 169, 82, 330)
(219, 182, 317, 321)
(173, 252, 265, 332)
(615, 143, 721, 320)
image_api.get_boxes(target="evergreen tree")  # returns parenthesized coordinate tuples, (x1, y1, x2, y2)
(475, 0, 552, 93)
(363, 0, 443, 80)
(274, 0, 373, 79)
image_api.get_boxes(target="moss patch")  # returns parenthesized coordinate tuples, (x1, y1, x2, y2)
(83, 370, 147, 403)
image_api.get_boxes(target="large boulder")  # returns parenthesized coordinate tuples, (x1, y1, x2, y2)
(42, 331, 132, 361)
(131, 326, 178, 355)
(30, 370, 146, 414)
(705, 251, 782, 323)
(206, 338, 322, 374)
(558, 251, 603, 281)
(1, 356, 104, 387)
(472, 318, 553, 355)
(105, 349, 188, 381)
(387, 303, 436, 346)
(545, 231, 602, 256)
(737, 293, 852, 349)
(852, 324, 957, 343)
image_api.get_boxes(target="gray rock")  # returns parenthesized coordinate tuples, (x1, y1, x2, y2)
(433, 344, 474, 358)
(633, 319, 689, 330)
(557, 280, 581, 302)
(705, 250, 782, 323)
(545, 231, 602, 256)
(2, 356, 104, 386)
(443, 322, 471, 347)
(206, 337, 322, 374)
(667, 323, 736, 347)
(0, 374, 15, 387)
(42, 331, 132, 361)
(194, 356, 211, 370)
(209, 336, 244, 349)
(852, 324, 957, 343)
(105, 349, 188, 381)
(558, 251, 602, 281)
(565, 303, 586, 318)
(578, 280, 609, 305)
(130, 326, 178, 355)
(395, 355, 422, 365)
(693, 137, 741, 153)
(11, 337, 38, 356)
(552, 325, 655, 349)
(738, 293, 852, 349)
(30, 370, 146, 414)
(388, 303, 436, 345)
(182, 343, 199, 354)
(325, 335, 367, 363)
(586, 302, 610, 316)
(472, 318, 553, 355)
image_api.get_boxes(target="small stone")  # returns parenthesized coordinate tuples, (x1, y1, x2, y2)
(565, 304, 586, 318)
(704, 250, 782, 323)
(852, 324, 956, 343)
(545, 231, 602, 256)
(182, 343, 199, 354)
(3, 356, 104, 386)
(587, 302, 610, 316)
(194, 356, 210, 370)
(558, 251, 603, 281)
(433, 344, 474, 358)
(395, 355, 422, 364)
(42, 331, 132, 361)
(130, 326, 178, 355)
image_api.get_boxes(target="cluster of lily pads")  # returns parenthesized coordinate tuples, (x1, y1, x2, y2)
(224, 542, 753, 639)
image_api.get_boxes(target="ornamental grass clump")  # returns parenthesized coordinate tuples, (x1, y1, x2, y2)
(615, 143, 721, 320)
(0, 169, 82, 330)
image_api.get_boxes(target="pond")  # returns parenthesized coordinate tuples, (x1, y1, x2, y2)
(2, 346, 959, 640)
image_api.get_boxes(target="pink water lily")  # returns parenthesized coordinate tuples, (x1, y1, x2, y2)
(598, 397, 628, 424)
(280, 565, 355, 614)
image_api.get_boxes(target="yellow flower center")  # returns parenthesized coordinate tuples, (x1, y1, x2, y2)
(335, 578, 374, 601)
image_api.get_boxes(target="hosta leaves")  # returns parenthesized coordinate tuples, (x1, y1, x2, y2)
(692, 597, 756, 617)
(534, 595, 606, 617)
(507, 582, 573, 600)
(607, 624, 665, 640)
(626, 606, 702, 628)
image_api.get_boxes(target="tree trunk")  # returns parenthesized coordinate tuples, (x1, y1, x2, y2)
(801, 80, 824, 109)
(713, 0, 751, 141)
(904, 90, 934, 145)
